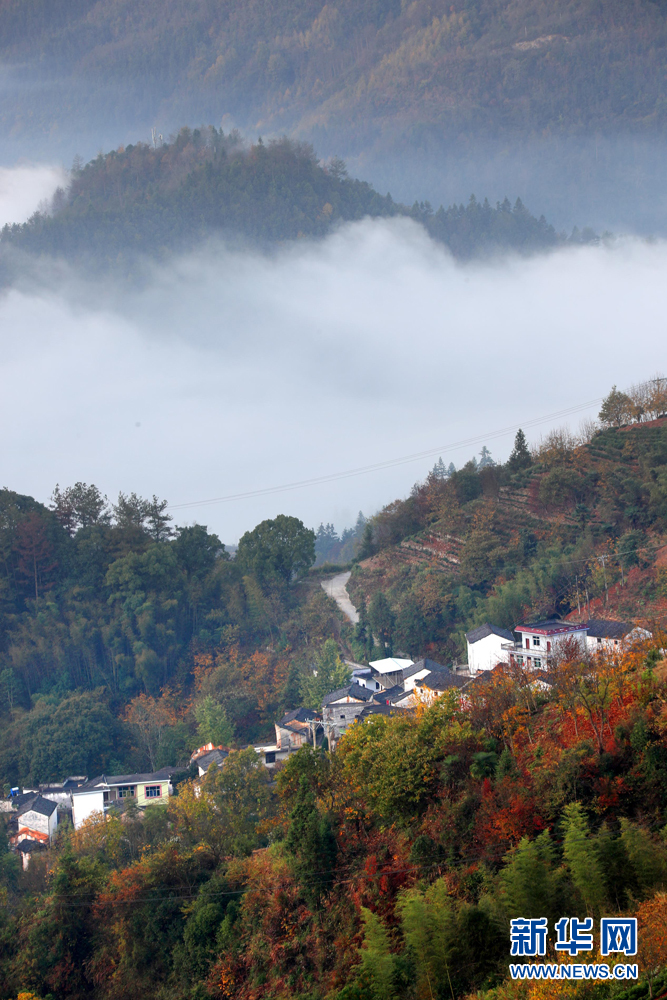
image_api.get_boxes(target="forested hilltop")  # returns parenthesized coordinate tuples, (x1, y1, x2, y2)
(2, 378, 667, 999)
(0, 129, 565, 266)
(1, 0, 667, 154)
(349, 379, 667, 664)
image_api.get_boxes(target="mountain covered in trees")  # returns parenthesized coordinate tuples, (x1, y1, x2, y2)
(0, 129, 569, 268)
(2, 378, 667, 998)
(2, 0, 667, 156)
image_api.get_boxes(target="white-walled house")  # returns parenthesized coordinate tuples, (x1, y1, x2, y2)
(16, 795, 58, 845)
(508, 620, 587, 669)
(465, 624, 515, 674)
(585, 619, 652, 654)
(71, 768, 176, 829)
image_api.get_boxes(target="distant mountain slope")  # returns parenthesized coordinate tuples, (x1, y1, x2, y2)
(1, 0, 667, 153)
(0, 129, 564, 265)
(347, 401, 667, 663)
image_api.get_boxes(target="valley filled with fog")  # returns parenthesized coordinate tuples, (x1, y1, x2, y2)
(1, 165, 664, 541)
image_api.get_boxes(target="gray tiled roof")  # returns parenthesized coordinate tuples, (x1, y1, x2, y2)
(279, 707, 320, 725)
(359, 703, 405, 718)
(404, 657, 448, 679)
(372, 685, 405, 704)
(416, 670, 468, 691)
(17, 838, 46, 853)
(465, 623, 514, 644)
(322, 682, 374, 707)
(197, 749, 229, 770)
(75, 768, 176, 793)
(586, 619, 633, 639)
(18, 795, 57, 817)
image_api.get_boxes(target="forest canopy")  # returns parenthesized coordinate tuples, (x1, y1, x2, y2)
(0, 129, 571, 268)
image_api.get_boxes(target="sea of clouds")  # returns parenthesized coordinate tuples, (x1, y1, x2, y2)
(1, 165, 665, 542)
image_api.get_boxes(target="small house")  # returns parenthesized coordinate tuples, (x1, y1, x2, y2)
(510, 620, 587, 669)
(71, 768, 177, 830)
(585, 619, 652, 653)
(465, 624, 515, 674)
(196, 748, 229, 776)
(368, 657, 415, 689)
(322, 682, 375, 735)
(15, 795, 58, 845)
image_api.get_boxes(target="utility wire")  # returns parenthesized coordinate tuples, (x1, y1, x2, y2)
(33, 853, 512, 907)
(167, 397, 604, 510)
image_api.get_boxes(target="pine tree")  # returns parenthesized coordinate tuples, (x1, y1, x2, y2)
(285, 776, 337, 904)
(507, 429, 532, 472)
(478, 446, 494, 468)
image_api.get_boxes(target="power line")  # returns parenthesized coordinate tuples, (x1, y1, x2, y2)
(30, 853, 512, 908)
(167, 397, 604, 511)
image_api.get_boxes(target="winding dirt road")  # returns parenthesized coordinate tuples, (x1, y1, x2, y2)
(320, 570, 359, 624)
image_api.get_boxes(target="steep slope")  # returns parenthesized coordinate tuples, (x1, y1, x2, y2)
(2, 0, 667, 149)
(348, 399, 667, 663)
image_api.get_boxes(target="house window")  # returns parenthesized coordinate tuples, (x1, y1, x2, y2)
(265, 752, 276, 764)
(118, 786, 135, 798)
(375, 682, 379, 689)
(340, 714, 345, 719)
(546, 642, 551, 652)
(532, 636, 540, 647)
(614, 640, 619, 646)
(144, 785, 161, 798)
(534, 659, 541, 669)
(597, 637, 602, 645)
(517, 656, 524, 666)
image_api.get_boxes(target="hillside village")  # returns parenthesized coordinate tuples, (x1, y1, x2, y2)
(3, 378, 667, 999)
(3, 608, 654, 867)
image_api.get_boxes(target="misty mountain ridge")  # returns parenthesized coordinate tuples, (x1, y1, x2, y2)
(2, 0, 667, 150)
(3, 0, 667, 231)
(0, 127, 598, 271)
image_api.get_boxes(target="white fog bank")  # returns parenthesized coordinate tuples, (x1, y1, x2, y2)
(0, 164, 67, 226)
(1, 217, 665, 541)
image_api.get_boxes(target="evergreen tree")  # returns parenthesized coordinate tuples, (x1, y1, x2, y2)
(194, 695, 234, 747)
(145, 495, 174, 542)
(300, 639, 351, 710)
(432, 457, 447, 479)
(478, 446, 495, 468)
(357, 521, 376, 561)
(368, 592, 395, 654)
(285, 776, 337, 905)
(507, 429, 532, 472)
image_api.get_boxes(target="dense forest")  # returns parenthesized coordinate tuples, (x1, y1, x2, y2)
(3, 632, 667, 998)
(2, 0, 667, 155)
(0, 130, 567, 267)
(2, 378, 667, 998)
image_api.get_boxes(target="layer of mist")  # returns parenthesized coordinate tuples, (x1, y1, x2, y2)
(344, 135, 667, 235)
(1, 165, 665, 541)
(0, 164, 66, 227)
